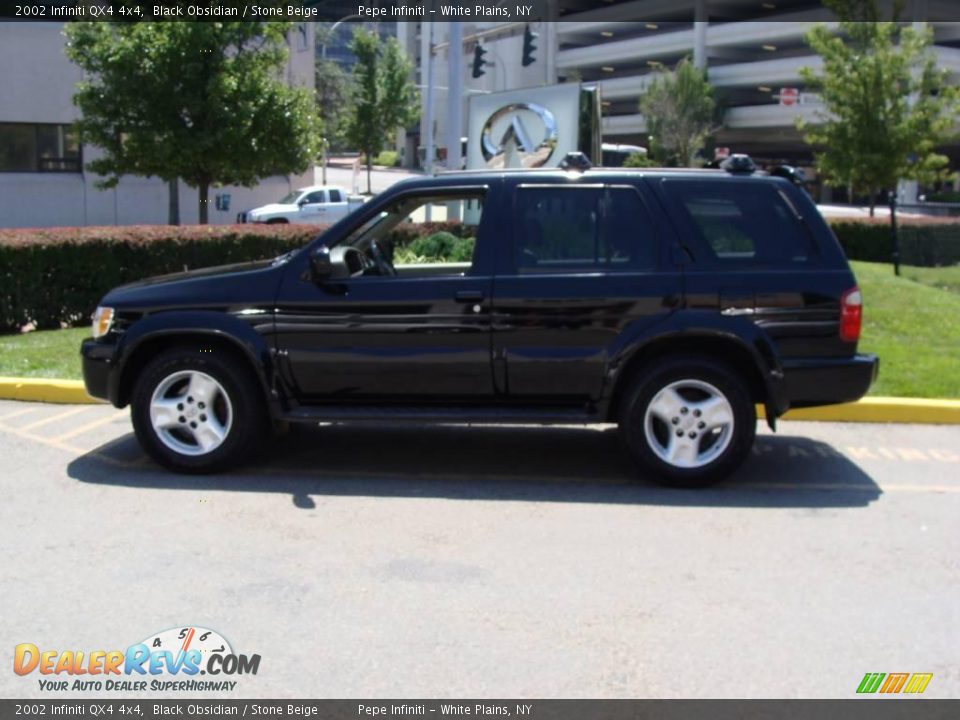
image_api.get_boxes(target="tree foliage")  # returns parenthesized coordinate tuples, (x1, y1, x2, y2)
(65, 21, 320, 223)
(346, 29, 420, 193)
(637, 58, 718, 167)
(800, 13, 959, 212)
(622, 152, 656, 168)
(315, 59, 351, 153)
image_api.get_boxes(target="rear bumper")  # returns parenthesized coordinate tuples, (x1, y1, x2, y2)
(81, 338, 120, 405)
(780, 353, 879, 409)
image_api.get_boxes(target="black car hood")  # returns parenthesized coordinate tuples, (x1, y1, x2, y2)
(100, 254, 293, 311)
(115, 257, 280, 291)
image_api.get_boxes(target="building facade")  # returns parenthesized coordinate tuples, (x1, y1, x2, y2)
(0, 22, 317, 228)
(400, 0, 960, 195)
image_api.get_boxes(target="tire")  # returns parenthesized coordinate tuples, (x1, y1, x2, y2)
(130, 347, 268, 473)
(618, 356, 756, 488)
(265, 218, 288, 224)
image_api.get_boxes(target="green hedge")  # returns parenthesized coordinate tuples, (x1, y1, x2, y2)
(830, 221, 960, 266)
(2, 218, 957, 333)
(924, 191, 960, 203)
(0, 222, 467, 333)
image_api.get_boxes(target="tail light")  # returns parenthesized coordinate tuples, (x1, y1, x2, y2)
(839, 287, 862, 342)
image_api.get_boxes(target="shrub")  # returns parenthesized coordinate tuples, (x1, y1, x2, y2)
(623, 152, 655, 168)
(924, 191, 960, 203)
(0, 222, 468, 333)
(828, 220, 960, 266)
(383, 221, 475, 249)
(394, 231, 475, 264)
(0, 225, 320, 333)
(3, 217, 958, 334)
(375, 150, 399, 167)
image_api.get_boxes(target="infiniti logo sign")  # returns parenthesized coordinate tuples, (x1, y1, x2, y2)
(480, 102, 558, 168)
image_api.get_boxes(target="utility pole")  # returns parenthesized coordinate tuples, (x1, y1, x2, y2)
(424, 21, 436, 177)
(693, 0, 707, 69)
(446, 21, 463, 172)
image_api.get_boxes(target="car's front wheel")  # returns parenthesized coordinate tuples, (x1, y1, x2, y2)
(618, 356, 756, 487)
(131, 348, 266, 473)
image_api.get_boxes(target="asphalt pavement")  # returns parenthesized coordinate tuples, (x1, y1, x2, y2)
(0, 399, 957, 699)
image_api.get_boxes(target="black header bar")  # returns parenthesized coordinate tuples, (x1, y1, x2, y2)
(1, 700, 959, 720)
(4, 1, 957, 22)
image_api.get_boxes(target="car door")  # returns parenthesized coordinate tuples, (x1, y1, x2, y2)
(324, 187, 349, 223)
(491, 180, 679, 402)
(296, 190, 329, 225)
(273, 184, 499, 402)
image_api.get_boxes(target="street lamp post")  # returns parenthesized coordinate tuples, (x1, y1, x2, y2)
(889, 190, 901, 277)
(320, 15, 362, 61)
(319, 14, 363, 184)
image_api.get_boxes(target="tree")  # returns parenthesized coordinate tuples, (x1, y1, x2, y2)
(315, 58, 351, 185)
(346, 29, 419, 194)
(623, 152, 656, 168)
(65, 21, 320, 224)
(637, 58, 718, 167)
(800, 6, 960, 215)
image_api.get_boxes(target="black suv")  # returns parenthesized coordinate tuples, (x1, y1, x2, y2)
(81, 167, 878, 486)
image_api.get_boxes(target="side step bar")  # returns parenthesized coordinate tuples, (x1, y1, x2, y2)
(281, 405, 601, 425)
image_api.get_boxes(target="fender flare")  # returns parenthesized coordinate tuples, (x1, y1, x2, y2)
(603, 311, 786, 423)
(109, 311, 277, 410)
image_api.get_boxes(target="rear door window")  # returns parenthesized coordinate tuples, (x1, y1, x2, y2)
(513, 185, 655, 273)
(302, 190, 326, 204)
(663, 179, 818, 267)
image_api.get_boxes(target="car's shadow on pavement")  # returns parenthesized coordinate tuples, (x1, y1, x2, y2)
(68, 423, 882, 508)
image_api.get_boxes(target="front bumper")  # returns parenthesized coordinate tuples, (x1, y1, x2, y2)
(81, 337, 119, 405)
(780, 353, 879, 409)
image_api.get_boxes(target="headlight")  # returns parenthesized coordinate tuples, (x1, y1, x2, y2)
(91, 306, 115, 339)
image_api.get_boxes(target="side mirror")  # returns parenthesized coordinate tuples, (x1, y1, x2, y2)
(298, 198, 309, 207)
(310, 246, 333, 280)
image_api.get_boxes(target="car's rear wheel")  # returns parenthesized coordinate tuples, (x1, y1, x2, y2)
(618, 356, 756, 487)
(131, 348, 266, 473)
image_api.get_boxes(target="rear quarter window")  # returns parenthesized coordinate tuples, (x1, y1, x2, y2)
(662, 179, 819, 268)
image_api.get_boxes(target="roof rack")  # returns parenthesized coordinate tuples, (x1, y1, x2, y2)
(559, 152, 593, 172)
(719, 154, 757, 174)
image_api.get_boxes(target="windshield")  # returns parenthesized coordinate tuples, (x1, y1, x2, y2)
(278, 190, 302, 204)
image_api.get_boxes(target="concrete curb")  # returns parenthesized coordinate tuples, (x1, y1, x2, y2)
(0, 377, 958, 423)
(0, 377, 100, 405)
(760, 397, 960, 424)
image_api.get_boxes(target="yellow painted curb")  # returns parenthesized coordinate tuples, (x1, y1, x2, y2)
(0, 377, 100, 405)
(759, 397, 960, 424)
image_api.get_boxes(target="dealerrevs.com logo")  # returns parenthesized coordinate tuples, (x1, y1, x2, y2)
(14, 626, 261, 692)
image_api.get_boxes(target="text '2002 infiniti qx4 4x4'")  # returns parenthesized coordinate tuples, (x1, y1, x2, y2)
(82, 164, 878, 487)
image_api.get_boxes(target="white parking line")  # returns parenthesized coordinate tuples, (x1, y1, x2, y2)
(54, 410, 128, 441)
(0, 406, 43, 422)
(19, 405, 93, 431)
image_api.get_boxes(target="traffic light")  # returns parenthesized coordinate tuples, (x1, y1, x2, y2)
(472, 43, 488, 79)
(522, 25, 538, 67)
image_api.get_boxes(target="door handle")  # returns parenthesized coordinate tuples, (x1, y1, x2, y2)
(454, 290, 484, 302)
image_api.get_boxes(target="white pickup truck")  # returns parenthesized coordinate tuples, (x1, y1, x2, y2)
(237, 185, 365, 224)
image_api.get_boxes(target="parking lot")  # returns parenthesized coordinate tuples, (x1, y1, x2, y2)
(0, 398, 957, 698)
